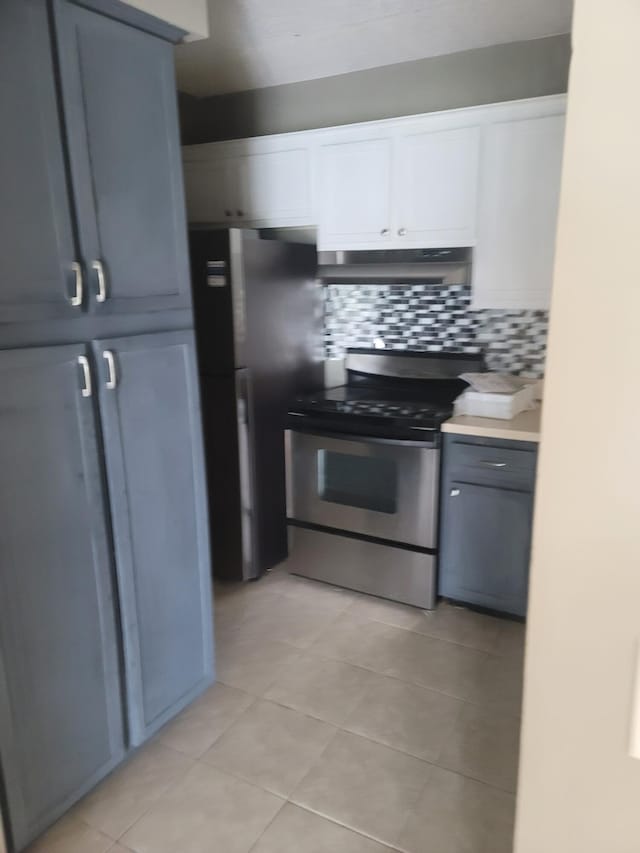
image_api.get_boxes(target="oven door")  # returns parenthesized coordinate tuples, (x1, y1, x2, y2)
(287, 429, 439, 549)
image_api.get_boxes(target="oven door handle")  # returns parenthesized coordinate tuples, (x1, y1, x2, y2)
(287, 427, 437, 449)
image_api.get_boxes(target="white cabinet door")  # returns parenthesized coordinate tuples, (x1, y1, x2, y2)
(317, 137, 394, 250)
(239, 147, 312, 226)
(396, 125, 480, 247)
(472, 110, 565, 309)
(183, 158, 238, 224)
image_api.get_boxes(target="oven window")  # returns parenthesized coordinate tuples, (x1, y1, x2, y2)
(317, 450, 397, 514)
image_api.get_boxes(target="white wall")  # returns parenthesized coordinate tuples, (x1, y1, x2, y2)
(515, 0, 640, 850)
(125, 0, 208, 39)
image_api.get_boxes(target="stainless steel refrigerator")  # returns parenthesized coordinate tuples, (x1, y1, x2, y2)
(189, 228, 323, 582)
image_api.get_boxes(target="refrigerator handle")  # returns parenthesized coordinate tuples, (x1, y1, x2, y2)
(235, 369, 256, 579)
(229, 229, 247, 369)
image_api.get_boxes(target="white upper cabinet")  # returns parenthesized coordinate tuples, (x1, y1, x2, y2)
(317, 137, 393, 248)
(472, 100, 566, 309)
(315, 119, 481, 251)
(182, 95, 566, 308)
(183, 137, 313, 227)
(183, 157, 239, 224)
(395, 124, 480, 248)
(238, 145, 312, 225)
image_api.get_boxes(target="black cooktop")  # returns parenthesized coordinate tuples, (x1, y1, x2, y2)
(287, 349, 485, 441)
(291, 385, 452, 421)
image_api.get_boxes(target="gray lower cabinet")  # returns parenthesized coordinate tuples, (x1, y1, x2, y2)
(439, 434, 537, 617)
(0, 345, 125, 851)
(93, 331, 214, 746)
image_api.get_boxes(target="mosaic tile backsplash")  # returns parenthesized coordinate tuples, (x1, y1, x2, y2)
(323, 283, 549, 378)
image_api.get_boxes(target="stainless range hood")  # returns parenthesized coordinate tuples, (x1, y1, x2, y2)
(317, 247, 471, 285)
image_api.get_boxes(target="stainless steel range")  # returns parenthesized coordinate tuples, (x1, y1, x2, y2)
(285, 348, 485, 609)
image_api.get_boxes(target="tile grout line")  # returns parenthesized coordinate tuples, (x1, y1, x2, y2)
(295, 644, 523, 716)
(215, 584, 523, 663)
(203, 721, 342, 801)
(283, 799, 412, 853)
(257, 572, 523, 641)
(77, 739, 202, 847)
(231, 579, 523, 649)
(332, 602, 524, 658)
(216, 638, 523, 720)
(244, 798, 291, 853)
(244, 796, 289, 853)
(211, 683, 518, 798)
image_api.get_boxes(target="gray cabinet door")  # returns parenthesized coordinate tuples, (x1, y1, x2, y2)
(439, 481, 532, 616)
(93, 331, 213, 746)
(0, 344, 124, 851)
(0, 0, 80, 324)
(53, 0, 192, 317)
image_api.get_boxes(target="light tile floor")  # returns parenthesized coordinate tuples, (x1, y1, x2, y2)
(28, 566, 524, 853)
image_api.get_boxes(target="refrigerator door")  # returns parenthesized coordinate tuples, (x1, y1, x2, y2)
(192, 228, 323, 581)
(199, 371, 255, 581)
(239, 230, 322, 392)
(238, 231, 323, 575)
(189, 228, 238, 374)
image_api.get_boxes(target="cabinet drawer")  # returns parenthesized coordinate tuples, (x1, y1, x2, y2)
(444, 436, 537, 489)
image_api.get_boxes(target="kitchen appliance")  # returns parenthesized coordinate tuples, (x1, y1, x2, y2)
(317, 247, 471, 284)
(189, 228, 323, 581)
(285, 348, 485, 608)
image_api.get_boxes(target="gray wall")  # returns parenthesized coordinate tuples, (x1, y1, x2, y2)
(178, 92, 205, 144)
(178, 34, 571, 144)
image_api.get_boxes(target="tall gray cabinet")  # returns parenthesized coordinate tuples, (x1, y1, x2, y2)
(0, 1, 214, 850)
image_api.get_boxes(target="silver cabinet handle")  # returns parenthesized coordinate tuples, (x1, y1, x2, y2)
(78, 355, 92, 398)
(450, 488, 460, 497)
(481, 461, 507, 468)
(398, 227, 407, 236)
(92, 260, 107, 303)
(103, 350, 117, 390)
(380, 228, 390, 236)
(70, 261, 83, 307)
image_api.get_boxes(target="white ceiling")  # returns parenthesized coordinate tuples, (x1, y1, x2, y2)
(175, 0, 573, 98)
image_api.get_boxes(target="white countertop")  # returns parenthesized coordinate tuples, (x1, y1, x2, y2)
(442, 405, 542, 443)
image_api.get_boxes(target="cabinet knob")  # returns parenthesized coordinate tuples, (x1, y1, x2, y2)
(450, 488, 460, 497)
(398, 227, 407, 237)
(236, 210, 244, 217)
(380, 228, 390, 236)
(224, 209, 232, 217)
